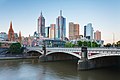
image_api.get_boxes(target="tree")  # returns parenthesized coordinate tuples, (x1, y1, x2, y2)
(104, 43, 112, 47)
(77, 41, 82, 47)
(116, 41, 120, 47)
(65, 42, 76, 48)
(9, 42, 22, 54)
(83, 41, 87, 46)
(91, 41, 99, 47)
(65, 42, 70, 47)
(87, 41, 91, 47)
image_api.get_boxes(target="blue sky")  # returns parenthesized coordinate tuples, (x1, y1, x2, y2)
(0, 0, 120, 43)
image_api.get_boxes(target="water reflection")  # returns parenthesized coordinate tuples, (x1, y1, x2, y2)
(0, 59, 120, 80)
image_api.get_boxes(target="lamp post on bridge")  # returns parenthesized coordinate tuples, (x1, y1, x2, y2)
(41, 40, 47, 61)
(42, 40, 46, 56)
(81, 46, 88, 60)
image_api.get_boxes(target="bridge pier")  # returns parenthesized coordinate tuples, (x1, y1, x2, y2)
(78, 59, 96, 70)
(39, 42, 47, 62)
(77, 46, 93, 70)
(78, 47, 101, 70)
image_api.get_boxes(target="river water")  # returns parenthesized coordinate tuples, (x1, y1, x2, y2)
(0, 59, 120, 80)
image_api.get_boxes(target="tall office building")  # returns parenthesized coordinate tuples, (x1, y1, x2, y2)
(50, 24, 56, 39)
(38, 12, 45, 37)
(0, 32, 8, 40)
(56, 10, 66, 40)
(45, 26, 50, 38)
(94, 30, 101, 40)
(8, 21, 15, 41)
(69, 22, 80, 40)
(84, 23, 93, 39)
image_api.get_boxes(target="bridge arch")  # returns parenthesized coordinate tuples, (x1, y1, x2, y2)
(27, 50, 43, 56)
(45, 51, 81, 61)
(86, 53, 120, 69)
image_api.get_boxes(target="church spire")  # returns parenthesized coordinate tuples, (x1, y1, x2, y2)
(10, 21, 12, 29)
(8, 21, 15, 41)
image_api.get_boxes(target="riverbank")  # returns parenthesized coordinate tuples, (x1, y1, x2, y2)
(0, 56, 39, 60)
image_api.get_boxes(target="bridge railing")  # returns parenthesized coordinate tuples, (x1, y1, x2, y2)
(26, 47, 120, 56)
(46, 48, 81, 52)
(88, 52, 120, 59)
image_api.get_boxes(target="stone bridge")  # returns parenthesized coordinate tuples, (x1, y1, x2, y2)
(26, 47, 120, 70)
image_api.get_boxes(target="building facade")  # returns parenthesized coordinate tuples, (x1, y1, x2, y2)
(18, 31, 22, 43)
(0, 32, 8, 41)
(8, 21, 15, 41)
(45, 26, 50, 38)
(84, 23, 93, 39)
(69, 22, 80, 40)
(50, 24, 56, 39)
(38, 12, 45, 37)
(44, 39, 66, 47)
(94, 30, 101, 40)
(56, 10, 66, 40)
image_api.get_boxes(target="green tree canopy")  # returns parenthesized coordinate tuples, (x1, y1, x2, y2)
(87, 41, 91, 47)
(91, 41, 98, 47)
(9, 42, 22, 54)
(104, 43, 112, 47)
(65, 42, 75, 48)
(83, 41, 87, 46)
(77, 41, 82, 47)
(116, 41, 120, 47)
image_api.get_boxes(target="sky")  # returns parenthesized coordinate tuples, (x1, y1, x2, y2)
(0, 0, 120, 44)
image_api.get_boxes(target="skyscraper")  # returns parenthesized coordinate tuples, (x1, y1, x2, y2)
(84, 23, 93, 39)
(0, 32, 8, 40)
(38, 12, 45, 37)
(45, 26, 50, 38)
(94, 30, 101, 40)
(50, 24, 56, 39)
(56, 10, 66, 40)
(8, 21, 15, 41)
(69, 22, 80, 40)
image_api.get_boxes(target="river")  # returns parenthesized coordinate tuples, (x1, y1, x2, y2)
(0, 59, 120, 80)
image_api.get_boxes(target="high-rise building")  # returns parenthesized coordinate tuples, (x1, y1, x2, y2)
(69, 22, 80, 40)
(8, 21, 15, 41)
(84, 23, 93, 39)
(56, 10, 66, 40)
(84, 25, 86, 38)
(38, 12, 45, 37)
(45, 26, 50, 38)
(50, 24, 56, 39)
(94, 30, 101, 40)
(0, 32, 8, 41)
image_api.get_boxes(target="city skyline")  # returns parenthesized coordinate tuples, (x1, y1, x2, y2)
(0, 0, 120, 43)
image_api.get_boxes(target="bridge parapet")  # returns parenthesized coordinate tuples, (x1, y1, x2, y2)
(46, 48, 81, 52)
(26, 47, 120, 58)
(88, 52, 120, 60)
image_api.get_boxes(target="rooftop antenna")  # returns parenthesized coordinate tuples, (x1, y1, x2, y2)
(41, 11, 42, 16)
(113, 33, 115, 47)
(60, 10, 62, 16)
